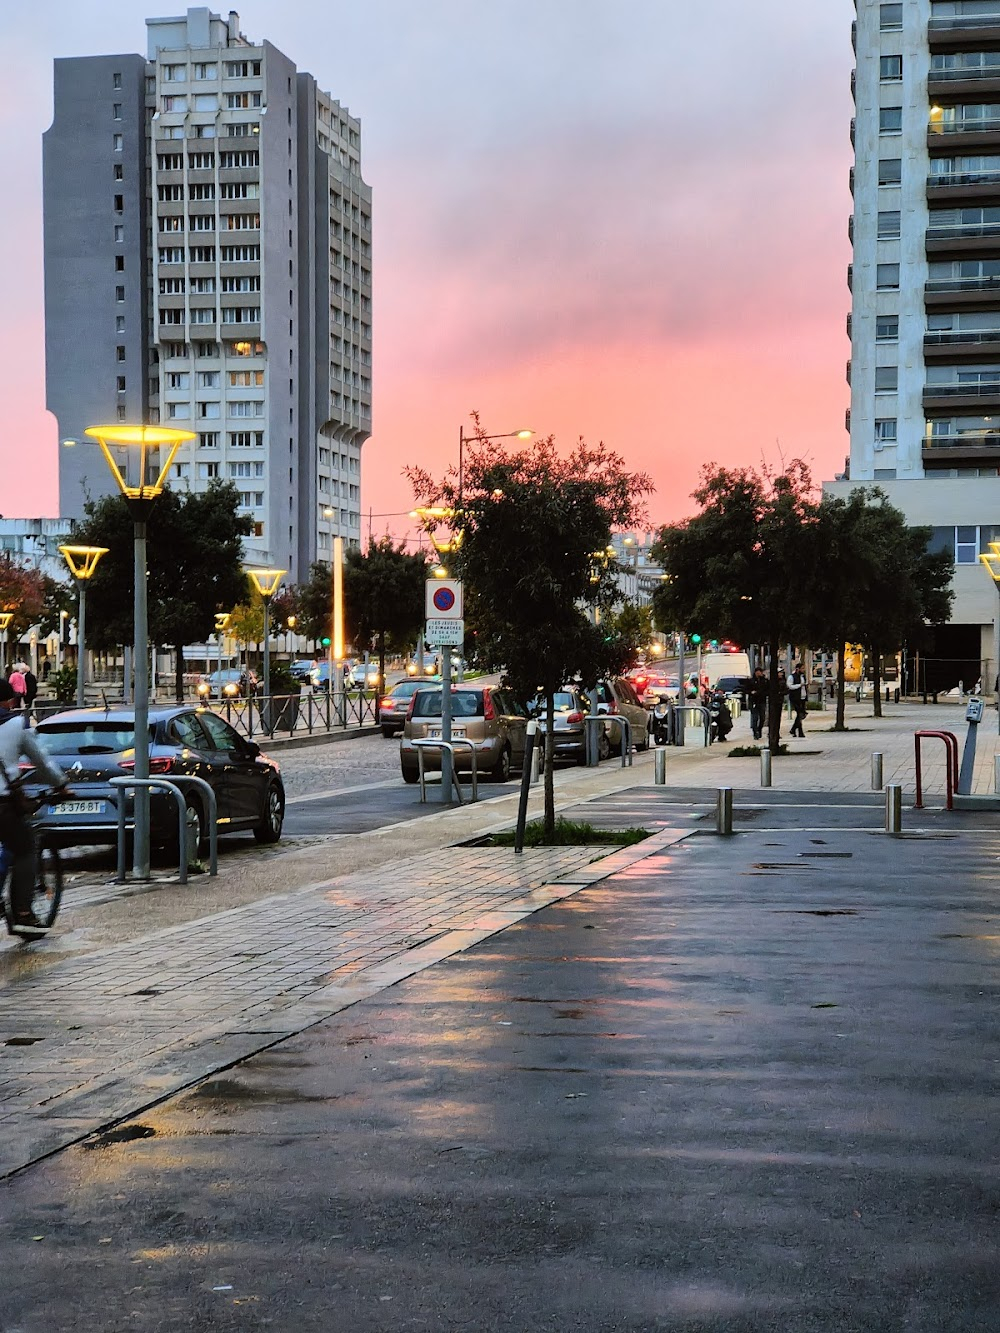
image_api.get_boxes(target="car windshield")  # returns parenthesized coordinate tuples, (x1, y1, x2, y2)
(411, 690, 484, 718)
(36, 722, 153, 755)
(390, 681, 422, 697)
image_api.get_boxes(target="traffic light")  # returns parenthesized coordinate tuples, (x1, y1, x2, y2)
(321, 636, 331, 647)
(690, 633, 702, 645)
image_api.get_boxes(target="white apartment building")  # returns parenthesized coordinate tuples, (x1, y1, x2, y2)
(827, 0, 1000, 690)
(43, 8, 372, 580)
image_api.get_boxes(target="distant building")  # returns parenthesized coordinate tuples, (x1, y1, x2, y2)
(826, 0, 1000, 690)
(0, 518, 76, 581)
(43, 7, 372, 582)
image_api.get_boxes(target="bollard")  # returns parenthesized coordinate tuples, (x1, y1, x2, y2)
(885, 783, 902, 834)
(760, 749, 772, 788)
(871, 752, 883, 791)
(995, 753, 1000, 796)
(530, 744, 541, 787)
(654, 746, 667, 785)
(716, 786, 734, 836)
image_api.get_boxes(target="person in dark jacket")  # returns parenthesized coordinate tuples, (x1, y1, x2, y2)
(747, 667, 768, 741)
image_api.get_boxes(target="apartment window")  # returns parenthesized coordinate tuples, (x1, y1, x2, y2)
(189, 124, 216, 139)
(221, 276, 260, 293)
(229, 400, 264, 417)
(219, 181, 260, 199)
(878, 210, 901, 239)
(117, 405, 127, 421)
(195, 341, 216, 357)
(167, 403, 191, 420)
(114, 224, 124, 242)
(113, 72, 122, 89)
(189, 214, 215, 231)
(880, 4, 903, 28)
(193, 95, 217, 112)
(876, 314, 899, 341)
(115, 285, 125, 302)
(190, 308, 216, 324)
(228, 431, 264, 448)
(159, 216, 184, 232)
(116, 345, 126, 362)
(114, 248, 124, 268)
(189, 245, 216, 263)
(879, 158, 902, 186)
(159, 277, 185, 295)
(225, 122, 259, 138)
(957, 525, 979, 563)
(162, 64, 186, 82)
(188, 152, 215, 169)
(224, 60, 261, 78)
(198, 462, 220, 479)
(227, 340, 264, 356)
(187, 278, 214, 295)
(198, 401, 221, 419)
(225, 91, 262, 109)
(112, 103, 122, 120)
(228, 461, 264, 478)
(115, 316, 125, 333)
(160, 309, 184, 324)
(880, 107, 903, 134)
(162, 96, 187, 113)
(159, 125, 184, 140)
(158, 153, 183, 171)
(875, 366, 899, 392)
(220, 244, 260, 262)
(113, 133, 123, 151)
(188, 183, 215, 200)
(196, 371, 220, 388)
(221, 306, 261, 322)
(193, 63, 217, 80)
(229, 370, 264, 386)
(877, 262, 900, 289)
(222, 213, 260, 230)
(163, 341, 186, 358)
(158, 184, 183, 201)
(116, 376, 126, 392)
(875, 418, 898, 443)
(220, 150, 259, 168)
(198, 433, 219, 450)
(166, 371, 190, 389)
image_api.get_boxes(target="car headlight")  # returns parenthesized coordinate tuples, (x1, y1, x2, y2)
(223, 683, 238, 697)
(197, 683, 209, 696)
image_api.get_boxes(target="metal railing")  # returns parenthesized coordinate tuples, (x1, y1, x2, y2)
(108, 774, 218, 884)
(924, 328, 1000, 344)
(410, 738, 479, 803)
(925, 275, 1000, 292)
(922, 434, 1000, 449)
(927, 169, 1000, 187)
(929, 16, 1000, 31)
(927, 221, 1000, 239)
(931, 117, 1000, 133)
(930, 64, 1000, 80)
(214, 688, 379, 739)
(924, 380, 1000, 397)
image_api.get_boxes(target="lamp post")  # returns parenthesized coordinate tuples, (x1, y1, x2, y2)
(85, 423, 195, 880)
(980, 542, 1000, 733)
(458, 425, 533, 501)
(59, 545, 109, 707)
(245, 568, 286, 699)
(0, 612, 12, 674)
(214, 611, 231, 689)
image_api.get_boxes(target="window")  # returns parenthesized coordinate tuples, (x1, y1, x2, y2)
(875, 366, 899, 392)
(159, 216, 184, 232)
(222, 213, 260, 230)
(188, 152, 215, 169)
(189, 276, 216, 294)
(228, 461, 265, 478)
(163, 341, 186, 358)
(227, 340, 264, 356)
(876, 314, 899, 341)
(188, 183, 215, 200)
(114, 254, 125, 272)
(166, 371, 190, 388)
(116, 345, 126, 362)
(221, 275, 260, 293)
(197, 401, 221, 418)
(116, 375, 126, 392)
(198, 462, 220, 479)
(879, 158, 902, 186)
(189, 123, 216, 139)
(875, 418, 897, 442)
(189, 214, 215, 231)
(190, 308, 216, 324)
(112, 102, 122, 121)
(224, 60, 261, 78)
(113, 72, 122, 89)
(877, 262, 900, 289)
(117, 405, 127, 421)
(193, 94, 217, 112)
(167, 402, 191, 420)
(162, 96, 187, 113)
(195, 341, 216, 357)
(193, 63, 217, 80)
(189, 245, 216, 263)
(160, 309, 184, 324)
(157, 153, 183, 170)
(198, 433, 219, 450)
(219, 181, 259, 199)
(158, 125, 184, 140)
(229, 370, 264, 386)
(115, 284, 125, 302)
(158, 184, 183, 201)
(228, 431, 264, 448)
(113, 133, 123, 151)
(162, 64, 186, 82)
(236, 491, 265, 508)
(225, 91, 262, 109)
(957, 525, 979, 563)
(196, 371, 220, 388)
(220, 244, 260, 262)
(878, 210, 901, 238)
(221, 306, 261, 322)
(116, 316, 125, 332)
(114, 165, 123, 180)
(159, 277, 185, 295)
(114, 224, 124, 242)
(880, 106, 903, 134)
(220, 150, 259, 168)
(228, 400, 264, 417)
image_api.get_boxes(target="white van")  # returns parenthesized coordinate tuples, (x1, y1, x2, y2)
(700, 652, 751, 688)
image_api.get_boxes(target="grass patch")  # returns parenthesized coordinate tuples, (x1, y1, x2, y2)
(728, 744, 789, 758)
(488, 818, 649, 848)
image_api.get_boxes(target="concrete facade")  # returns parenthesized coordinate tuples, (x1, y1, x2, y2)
(43, 8, 372, 581)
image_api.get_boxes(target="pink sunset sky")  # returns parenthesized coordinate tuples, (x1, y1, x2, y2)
(0, 0, 855, 544)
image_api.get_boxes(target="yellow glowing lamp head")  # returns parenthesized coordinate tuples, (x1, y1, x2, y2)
(246, 567, 286, 599)
(980, 543, 1000, 582)
(515, 429, 534, 439)
(59, 545, 109, 581)
(214, 611, 232, 632)
(0, 612, 13, 632)
(84, 424, 196, 501)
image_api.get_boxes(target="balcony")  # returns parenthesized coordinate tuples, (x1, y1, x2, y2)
(929, 65, 1000, 97)
(928, 118, 1000, 150)
(923, 379, 1000, 411)
(922, 433, 1000, 464)
(929, 16, 1000, 54)
(924, 327, 1000, 359)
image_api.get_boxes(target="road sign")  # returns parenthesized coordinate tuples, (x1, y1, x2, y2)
(425, 617, 464, 647)
(425, 578, 463, 619)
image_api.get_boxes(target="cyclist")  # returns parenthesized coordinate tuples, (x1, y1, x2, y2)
(0, 679, 71, 937)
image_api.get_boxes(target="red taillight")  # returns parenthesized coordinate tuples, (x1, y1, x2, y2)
(566, 711, 584, 724)
(482, 691, 495, 721)
(379, 697, 394, 710)
(405, 695, 419, 719)
(120, 755, 174, 774)
(632, 676, 648, 693)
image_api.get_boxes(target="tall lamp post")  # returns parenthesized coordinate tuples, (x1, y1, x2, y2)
(59, 545, 109, 707)
(214, 611, 231, 687)
(980, 541, 1000, 733)
(85, 423, 195, 880)
(0, 612, 12, 674)
(245, 568, 286, 699)
(458, 425, 533, 500)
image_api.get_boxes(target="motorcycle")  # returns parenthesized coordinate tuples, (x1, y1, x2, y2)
(708, 689, 733, 744)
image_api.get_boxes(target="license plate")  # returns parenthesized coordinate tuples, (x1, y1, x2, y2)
(428, 728, 467, 740)
(49, 800, 107, 816)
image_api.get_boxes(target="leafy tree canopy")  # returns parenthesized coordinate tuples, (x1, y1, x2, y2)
(0, 555, 44, 639)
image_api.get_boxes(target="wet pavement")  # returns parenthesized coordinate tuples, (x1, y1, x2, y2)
(2, 795, 1000, 1331)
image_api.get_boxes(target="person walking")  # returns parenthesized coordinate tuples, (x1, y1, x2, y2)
(22, 665, 38, 725)
(747, 666, 768, 741)
(788, 663, 807, 738)
(6, 664, 25, 711)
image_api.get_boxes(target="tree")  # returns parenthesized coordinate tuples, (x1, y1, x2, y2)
(815, 491, 954, 725)
(0, 554, 44, 643)
(298, 561, 333, 646)
(73, 482, 253, 699)
(37, 575, 76, 640)
(409, 431, 651, 835)
(344, 537, 428, 686)
(651, 462, 822, 754)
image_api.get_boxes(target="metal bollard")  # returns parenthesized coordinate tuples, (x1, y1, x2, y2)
(871, 752, 884, 791)
(717, 786, 734, 836)
(530, 744, 541, 786)
(885, 783, 902, 834)
(760, 749, 772, 788)
(654, 747, 667, 785)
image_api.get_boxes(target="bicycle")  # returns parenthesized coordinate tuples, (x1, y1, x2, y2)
(0, 778, 71, 938)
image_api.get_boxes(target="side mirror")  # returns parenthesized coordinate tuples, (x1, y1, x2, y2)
(241, 740, 261, 758)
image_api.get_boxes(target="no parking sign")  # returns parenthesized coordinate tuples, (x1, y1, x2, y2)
(425, 578, 463, 619)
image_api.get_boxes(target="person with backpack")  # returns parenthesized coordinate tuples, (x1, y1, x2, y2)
(788, 663, 807, 738)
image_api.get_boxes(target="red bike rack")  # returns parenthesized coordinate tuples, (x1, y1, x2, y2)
(914, 730, 958, 810)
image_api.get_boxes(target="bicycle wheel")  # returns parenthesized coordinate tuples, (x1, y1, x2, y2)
(32, 842, 63, 928)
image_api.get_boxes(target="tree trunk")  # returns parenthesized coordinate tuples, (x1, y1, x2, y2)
(543, 693, 555, 839)
(767, 636, 782, 754)
(835, 640, 847, 731)
(871, 644, 883, 718)
(174, 640, 185, 702)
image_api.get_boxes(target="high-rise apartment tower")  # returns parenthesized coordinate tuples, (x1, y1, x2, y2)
(43, 8, 372, 577)
(829, 0, 1000, 688)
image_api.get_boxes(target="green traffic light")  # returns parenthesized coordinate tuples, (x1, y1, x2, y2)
(690, 634, 702, 644)
(321, 636, 331, 647)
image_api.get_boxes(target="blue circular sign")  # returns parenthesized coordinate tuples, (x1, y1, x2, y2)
(432, 586, 456, 612)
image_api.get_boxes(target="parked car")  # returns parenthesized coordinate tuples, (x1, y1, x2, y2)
(290, 659, 316, 681)
(348, 662, 382, 689)
(378, 679, 432, 737)
(24, 705, 285, 850)
(400, 686, 529, 783)
(527, 688, 615, 764)
(197, 668, 258, 699)
(406, 657, 441, 677)
(592, 678, 650, 752)
(635, 673, 681, 705)
(714, 674, 749, 702)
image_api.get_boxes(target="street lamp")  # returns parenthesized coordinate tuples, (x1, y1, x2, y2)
(59, 545, 109, 707)
(458, 425, 533, 501)
(0, 612, 12, 673)
(245, 567, 285, 699)
(980, 541, 1000, 732)
(85, 423, 195, 880)
(214, 611, 231, 688)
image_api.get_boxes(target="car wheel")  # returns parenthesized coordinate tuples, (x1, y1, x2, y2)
(253, 782, 284, 844)
(401, 767, 419, 784)
(597, 729, 612, 761)
(491, 745, 512, 783)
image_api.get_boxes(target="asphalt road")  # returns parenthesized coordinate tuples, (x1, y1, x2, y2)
(4, 796, 1000, 1330)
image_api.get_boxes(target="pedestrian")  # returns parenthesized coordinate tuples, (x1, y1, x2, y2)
(6, 663, 25, 711)
(789, 662, 807, 738)
(22, 665, 38, 724)
(748, 666, 768, 741)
